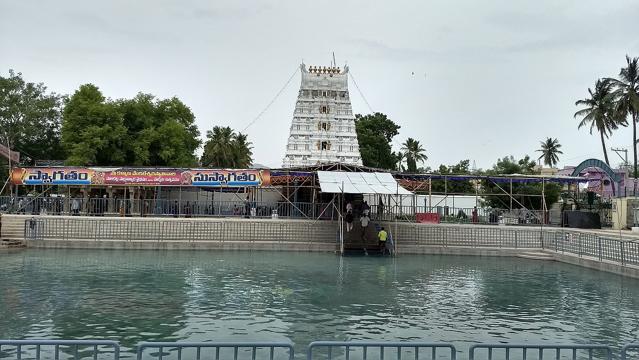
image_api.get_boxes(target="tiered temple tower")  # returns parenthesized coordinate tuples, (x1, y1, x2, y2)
(282, 63, 363, 168)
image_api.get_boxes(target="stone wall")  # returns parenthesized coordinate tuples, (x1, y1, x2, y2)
(4, 214, 639, 278)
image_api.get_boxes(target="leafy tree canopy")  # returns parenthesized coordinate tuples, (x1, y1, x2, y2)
(0, 69, 64, 163)
(482, 155, 559, 210)
(61, 85, 201, 167)
(354, 112, 400, 170)
(431, 159, 475, 194)
(61, 84, 127, 166)
(117, 94, 201, 167)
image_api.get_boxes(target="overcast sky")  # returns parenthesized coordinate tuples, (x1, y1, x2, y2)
(2, 0, 639, 170)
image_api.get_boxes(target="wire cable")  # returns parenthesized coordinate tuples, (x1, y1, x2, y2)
(348, 71, 374, 114)
(241, 66, 300, 133)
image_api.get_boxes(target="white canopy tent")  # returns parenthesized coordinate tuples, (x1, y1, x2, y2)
(317, 171, 412, 195)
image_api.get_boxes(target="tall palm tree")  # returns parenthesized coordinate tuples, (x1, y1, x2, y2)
(232, 132, 253, 168)
(608, 55, 639, 178)
(395, 151, 407, 172)
(201, 126, 234, 167)
(201, 126, 254, 168)
(536, 137, 563, 168)
(401, 138, 427, 173)
(575, 79, 625, 166)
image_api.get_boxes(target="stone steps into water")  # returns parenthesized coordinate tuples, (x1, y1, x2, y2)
(1, 239, 25, 249)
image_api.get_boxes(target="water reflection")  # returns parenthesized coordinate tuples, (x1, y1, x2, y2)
(1, 250, 639, 357)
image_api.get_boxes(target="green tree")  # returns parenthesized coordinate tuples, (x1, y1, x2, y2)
(401, 137, 427, 172)
(396, 151, 406, 172)
(431, 159, 475, 194)
(536, 137, 563, 168)
(232, 132, 253, 168)
(117, 95, 200, 167)
(62, 87, 201, 167)
(482, 155, 559, 210)
(575, 79, 624, 166)
(201, 126, 253, 168)
(354, 112, 400, 170)
(61, 84, 127, 165)
(0, 70, 64, 163)
(609, 55, 639, 178)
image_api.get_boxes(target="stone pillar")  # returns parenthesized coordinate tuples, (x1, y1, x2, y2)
(82, 187, 89, 214)
(130, 187, 139, 215)
(107, 187, 114, 213)
(63, 187, 70, 214)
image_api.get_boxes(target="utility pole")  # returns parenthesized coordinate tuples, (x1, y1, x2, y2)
(611, 148, 629, 169)
(4, 132, 13, 198)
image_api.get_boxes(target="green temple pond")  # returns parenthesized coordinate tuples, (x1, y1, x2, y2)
(1, 249, 638, 356)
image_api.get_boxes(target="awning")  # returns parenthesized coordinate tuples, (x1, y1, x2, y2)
(317, 171, 413, 195)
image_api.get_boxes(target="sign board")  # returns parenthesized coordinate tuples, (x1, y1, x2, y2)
(10, 167, 271, 187)
(416, 213, 441, 224)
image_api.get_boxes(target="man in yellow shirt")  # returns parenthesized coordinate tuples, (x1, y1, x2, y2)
(378, 227, 388, 254)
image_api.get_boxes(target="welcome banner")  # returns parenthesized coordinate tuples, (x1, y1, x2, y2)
(11, 167, 271, 187)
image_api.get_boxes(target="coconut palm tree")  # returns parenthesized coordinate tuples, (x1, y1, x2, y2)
(536, 137, 563, 168)
(401, 138, 427, 173)
(232, 132, 253, 168)
(608, 55, 639, 178)
(575, 79, 625, 166)
(201, 126, 236, 168)
(395, 151, 406, 172)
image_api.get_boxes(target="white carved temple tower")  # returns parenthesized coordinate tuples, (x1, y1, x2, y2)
(282, 63, 363, 168)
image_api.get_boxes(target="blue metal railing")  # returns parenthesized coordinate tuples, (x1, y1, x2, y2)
(307, 341, 457, 360)
(0, 340, 120, 360)
(468, 344, 613, 360)
(136, 342, 294, 360)
(622, 344, 639, 360)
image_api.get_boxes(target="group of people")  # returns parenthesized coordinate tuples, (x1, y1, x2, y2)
(343, 200, 391, 255)
(344, 200, 371, 233)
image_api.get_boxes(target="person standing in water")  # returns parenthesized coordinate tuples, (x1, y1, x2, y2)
(378, 227, 388, 254)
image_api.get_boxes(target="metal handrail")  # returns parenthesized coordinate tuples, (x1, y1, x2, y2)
(0, 340, 635, 360)
(621, 343, 639, 360)
(0, 339, 120, 360)
(136, 341, 294, 360)
(308, 341, 457, 360)
(469, 344, 613, 360)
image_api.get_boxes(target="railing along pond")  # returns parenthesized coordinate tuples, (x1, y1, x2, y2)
(0, 340, 636, 360)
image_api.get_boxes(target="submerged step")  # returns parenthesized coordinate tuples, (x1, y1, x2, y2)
(516, 252, 555, 261)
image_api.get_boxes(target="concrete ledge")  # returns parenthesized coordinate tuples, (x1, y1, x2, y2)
(549, 251, 639, 279)
(397, 245, 540, 257)
(26, 239, 338, 252)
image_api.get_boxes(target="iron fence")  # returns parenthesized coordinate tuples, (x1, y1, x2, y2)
(136, 342, 294, 360)
(468, 344, 613, 360)
(23, 217, 339, 245)
(0, 340, 120, 360)
(388, 223, 639, 267)
(366, 204, 560, 227)
(0, 196, 336, 220)
(0, 341, 634, 360)
(621, 344, 639, 360)
(541, 230, 639, 267)
(1, 196, 572, 227)
(307, 341, 457, 360)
